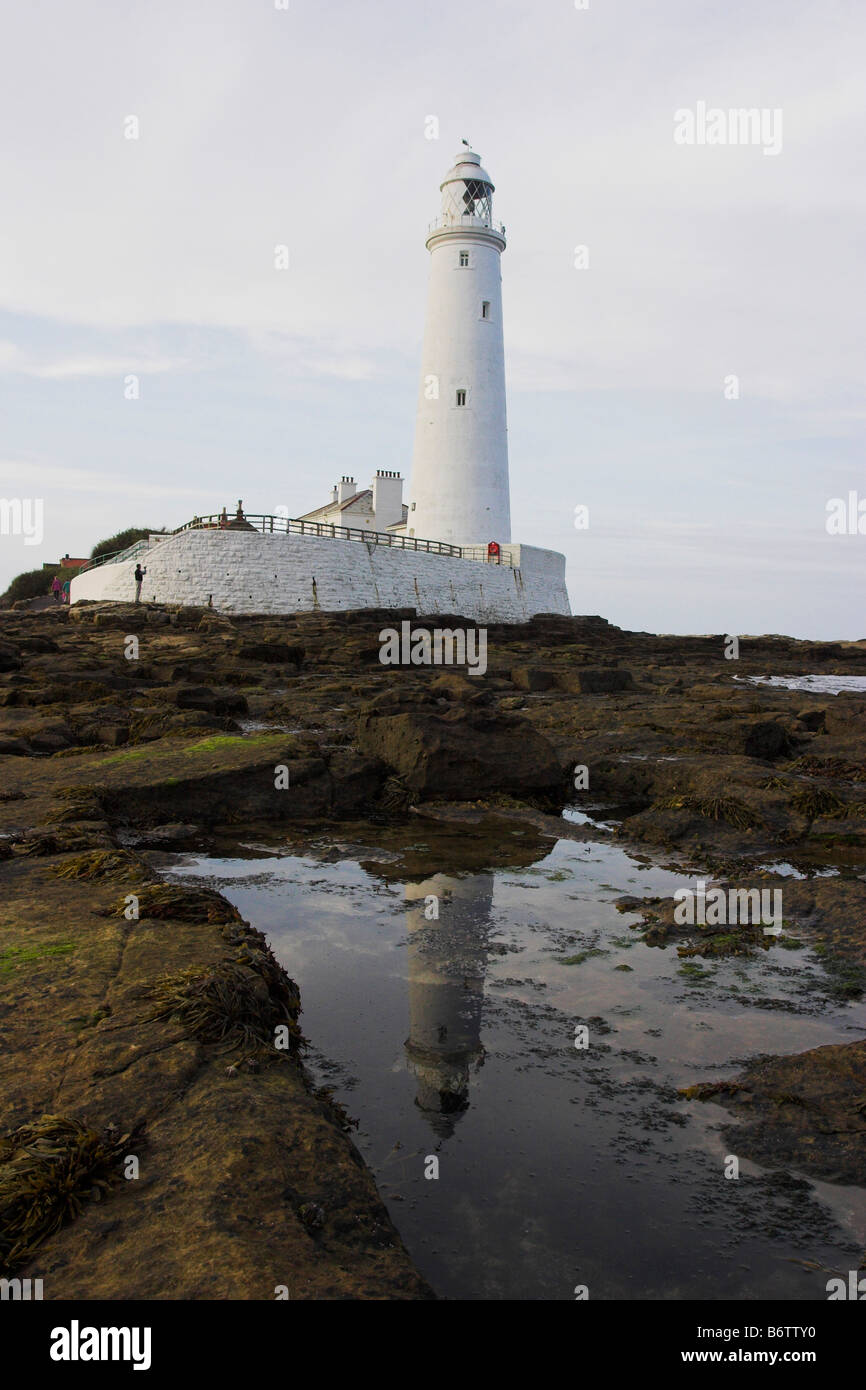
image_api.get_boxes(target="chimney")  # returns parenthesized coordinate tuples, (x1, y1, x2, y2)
(371, 470, 404, 529)
(336, 475, 356, 504)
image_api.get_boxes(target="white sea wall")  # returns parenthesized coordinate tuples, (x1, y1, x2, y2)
(70, 529, 570, 622)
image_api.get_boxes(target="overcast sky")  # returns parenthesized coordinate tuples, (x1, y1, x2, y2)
(1, 0, 863, 636)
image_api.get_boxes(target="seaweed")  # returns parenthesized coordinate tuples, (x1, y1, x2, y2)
(0, 1115, 132, 1273)
(108, 883, 241, 924)
(145, 951, 301, 1057)
(653, 793, 762, 830)
(43, 786, 104, 825)
(790, 788, 849, 820)
(51, 849, 151, 883)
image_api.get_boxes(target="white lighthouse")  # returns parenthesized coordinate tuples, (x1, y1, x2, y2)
(72, 144, 572, 621)
(408, 147, 511, 547)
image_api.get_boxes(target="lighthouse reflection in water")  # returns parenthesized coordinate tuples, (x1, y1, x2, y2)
(164, 829, 861, 1300)
(403, 872, 494, 1137)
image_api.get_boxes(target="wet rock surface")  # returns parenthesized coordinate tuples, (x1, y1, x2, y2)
(1, 599, 865, 1297)
(681, 1040, 866, 1187)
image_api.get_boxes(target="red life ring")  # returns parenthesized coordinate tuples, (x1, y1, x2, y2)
(487, 541, 500, 559)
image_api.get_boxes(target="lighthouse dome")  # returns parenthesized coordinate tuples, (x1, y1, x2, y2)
(438, 148, 496, 227)
(440, 148, 495, 191)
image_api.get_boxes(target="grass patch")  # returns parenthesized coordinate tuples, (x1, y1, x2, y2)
(0, 943, 75, 975)
(183, 733, 288, 755)
(93, 747, 154, 768)
(96, 732, 290, 768)
(182, 735, 248, 754)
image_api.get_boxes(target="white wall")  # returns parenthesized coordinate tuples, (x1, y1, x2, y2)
(371, 471, 404, 529)
(70, 529, 570, 622)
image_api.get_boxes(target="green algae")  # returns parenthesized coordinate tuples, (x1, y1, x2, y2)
(0, 942, 75, 975)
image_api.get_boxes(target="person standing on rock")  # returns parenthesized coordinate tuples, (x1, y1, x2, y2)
(51, 575, 61, 602)
(134, 563, 146, 604)
(61, 579, 70, 604)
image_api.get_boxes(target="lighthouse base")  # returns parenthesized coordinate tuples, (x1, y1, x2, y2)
(70, 529, 571, 624)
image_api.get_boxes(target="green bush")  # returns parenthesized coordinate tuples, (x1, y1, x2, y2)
(90, 526, 165, 561)
(0, 568, 55, 605)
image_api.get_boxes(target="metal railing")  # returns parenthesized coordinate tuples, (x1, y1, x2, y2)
(427, 213, 506, 238)
(80, 514, 516, 570)
(174, 513, 469, 556)
(461, 544, 516, 566)
(78, 537, 157, 574)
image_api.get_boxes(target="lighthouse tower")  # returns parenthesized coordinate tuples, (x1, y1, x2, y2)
(408, 148, 511, 547)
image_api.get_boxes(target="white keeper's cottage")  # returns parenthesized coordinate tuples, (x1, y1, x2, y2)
(71, 148, 570, 623)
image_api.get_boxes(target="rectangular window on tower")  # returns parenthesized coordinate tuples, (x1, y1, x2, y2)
(459, 251, 469, 267)
(481, 301, 490, 319)
(456, 389, 467, 406)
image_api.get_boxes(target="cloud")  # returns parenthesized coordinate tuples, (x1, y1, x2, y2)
(0, 0, 863, 633)
(0, 341, 189, 379)
(0, 459, 201, 499)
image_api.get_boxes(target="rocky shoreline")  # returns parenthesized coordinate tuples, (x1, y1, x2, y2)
(1, 600, 864, 1297)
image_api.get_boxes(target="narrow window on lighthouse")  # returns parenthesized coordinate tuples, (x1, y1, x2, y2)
(481, 301, 490, 319)
(459, 251, 469, 267)
(456, 389, 467, 406)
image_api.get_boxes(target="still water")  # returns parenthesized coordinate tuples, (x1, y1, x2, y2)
(166, 820, 866, 1300)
